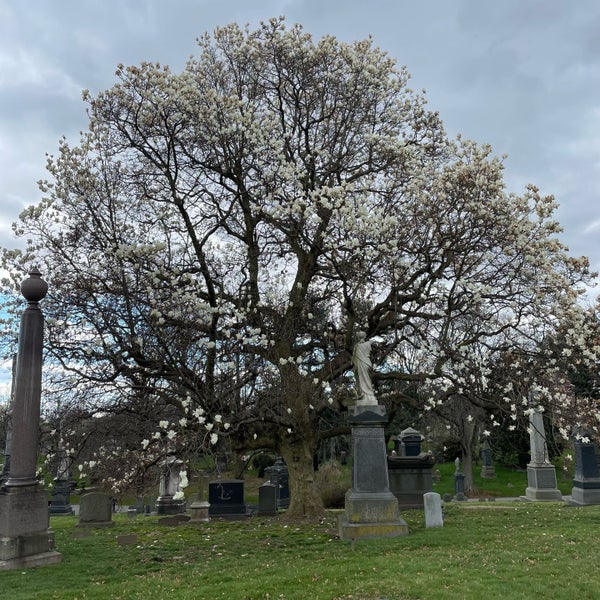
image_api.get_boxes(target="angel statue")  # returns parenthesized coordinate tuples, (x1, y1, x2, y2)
(352, 331, 377, 406)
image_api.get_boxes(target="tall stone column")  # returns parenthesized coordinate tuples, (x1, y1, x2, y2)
(0, 269, 62, 569)
(524, 406, 562, 501)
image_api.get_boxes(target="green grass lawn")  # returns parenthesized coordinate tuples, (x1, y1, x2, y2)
(431, 460, 574, 498)
(2, 500, 600, 600)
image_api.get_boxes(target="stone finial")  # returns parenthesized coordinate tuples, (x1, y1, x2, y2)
(20, 268, 48, 303)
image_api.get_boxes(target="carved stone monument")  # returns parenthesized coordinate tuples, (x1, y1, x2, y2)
(339, 333, 408, 540)
(524, 407, 562, 501)
(49, 453, 74, 516)
(388, 427, 435, 509)
(189, 473, 210, 522)
(156, 457, 186, 515)
(453, 457, 467, 501)
(570, 430, 600, 506)
(480, 440, 496, 479)
(0, 269, 62, 570)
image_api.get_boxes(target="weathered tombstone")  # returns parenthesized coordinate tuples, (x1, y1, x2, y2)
(208, 479, 247, 518)
(156, 457, 186, 515)
(258, 482, 278, 516)
(424, 492, 444, 528)
(524, 407, 562, 501)
(570, 431, 600, 506)
(0, 270, 62, 570)
(189, 474, 210, 523)
(453, 458, 466, 501)
(480, 440, 496, 479)
(78, 492, 114, 527)
(264, 458, 290, 509)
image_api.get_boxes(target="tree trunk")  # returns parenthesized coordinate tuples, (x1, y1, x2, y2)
(280, 437, 324, 519)
(461, 446, 475, 495)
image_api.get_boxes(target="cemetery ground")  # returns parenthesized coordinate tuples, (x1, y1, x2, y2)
(0, 461, 595, 600)
(2, 501, 600, 599)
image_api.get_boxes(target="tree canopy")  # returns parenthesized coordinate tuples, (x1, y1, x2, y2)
(1, 18, 598, 516)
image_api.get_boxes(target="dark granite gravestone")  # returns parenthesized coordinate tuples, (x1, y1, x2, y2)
(388, 427, 434, 509)
(258, 482, 278, 516)
(264, 459, 290, 509)
(78, 492, 114, 527)
(398, 427, 422, 457)
(208, 479, 247, 518)
(49, 478, 74, 516)
(570, 433, 600, 506)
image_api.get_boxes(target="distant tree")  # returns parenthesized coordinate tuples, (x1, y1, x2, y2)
(1, 18, 597, 516)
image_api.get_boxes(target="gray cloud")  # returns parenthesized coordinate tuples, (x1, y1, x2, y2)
(1, 0, 598, 292)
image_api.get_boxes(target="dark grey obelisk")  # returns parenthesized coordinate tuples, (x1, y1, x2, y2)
(0, 268, 62, 569)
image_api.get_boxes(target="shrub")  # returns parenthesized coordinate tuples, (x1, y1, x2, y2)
(315, 461, 351, 508)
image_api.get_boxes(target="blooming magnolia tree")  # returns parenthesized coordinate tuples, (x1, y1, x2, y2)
(1, 18, 598, 516)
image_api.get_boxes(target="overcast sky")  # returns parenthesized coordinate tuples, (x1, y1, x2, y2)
(1, 1, 599, 389)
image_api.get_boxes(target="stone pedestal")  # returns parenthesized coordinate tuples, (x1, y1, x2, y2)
(339, 405, 408, 540)
(189, 498, 210, 522)
(524, 464, 563, 501)
(0, 486, 61, 570)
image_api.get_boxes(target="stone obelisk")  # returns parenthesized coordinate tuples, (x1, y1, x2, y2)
(0, 269, 62, 569)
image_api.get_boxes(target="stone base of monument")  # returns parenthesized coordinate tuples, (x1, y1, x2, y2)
(0, 486, 62, 570)
(523, 464, 563, 501)
(155, 496, 187, 515)
(339, 489, 408, 539)
(189, 499, 210, 522)
(570, 479, 600, 506)
(480, 465, 497, 479)
(338, 405, 408, 540)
